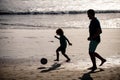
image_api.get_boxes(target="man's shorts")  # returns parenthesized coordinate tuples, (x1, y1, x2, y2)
(89, 40, 99, 53)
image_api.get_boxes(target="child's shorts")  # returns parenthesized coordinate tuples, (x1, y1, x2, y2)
(57, 46, 66, 52)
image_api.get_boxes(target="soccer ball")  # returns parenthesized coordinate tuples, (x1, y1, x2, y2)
(40, 58, 48, 65)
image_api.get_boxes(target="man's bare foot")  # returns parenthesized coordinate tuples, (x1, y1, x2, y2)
(99, 59, 106, 66)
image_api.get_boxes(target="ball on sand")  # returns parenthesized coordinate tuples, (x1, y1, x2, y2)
(40, 58, 48, 65)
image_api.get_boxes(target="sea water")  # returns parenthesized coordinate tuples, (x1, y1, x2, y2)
(0, 13, 120, 29)
(0, 0, 120, 29)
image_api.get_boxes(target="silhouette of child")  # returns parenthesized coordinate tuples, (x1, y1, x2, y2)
(54, 28, 72, 62)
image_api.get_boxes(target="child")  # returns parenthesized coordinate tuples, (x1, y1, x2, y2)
(54, 28, 72, 62)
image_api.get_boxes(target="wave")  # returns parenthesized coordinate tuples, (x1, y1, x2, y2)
(0, 22, 120, 29)
(0, 23, 45, 29)
(0, 10, 120, 15)
(0, 23, 40, 27)
(0, 22, 82, 29)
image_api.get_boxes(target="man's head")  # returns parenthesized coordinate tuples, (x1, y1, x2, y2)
(87, 9, 95, 19)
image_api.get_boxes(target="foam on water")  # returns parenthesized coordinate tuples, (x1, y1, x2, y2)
(0, 0, 120, 14)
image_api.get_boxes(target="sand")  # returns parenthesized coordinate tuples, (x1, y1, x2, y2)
(0, 29, 120, 80)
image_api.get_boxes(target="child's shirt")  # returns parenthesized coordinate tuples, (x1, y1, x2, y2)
(60, 35, 67, 48)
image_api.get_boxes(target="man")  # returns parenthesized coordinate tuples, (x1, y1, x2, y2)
(87, 9, 106, 71)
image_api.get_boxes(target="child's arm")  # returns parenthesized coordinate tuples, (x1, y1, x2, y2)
(65, 37, 72, 46)
(54, 35, 60, 39)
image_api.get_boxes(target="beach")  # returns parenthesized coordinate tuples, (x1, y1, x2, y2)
(0, 28, 120, 80)
(0, 0, 120, 79)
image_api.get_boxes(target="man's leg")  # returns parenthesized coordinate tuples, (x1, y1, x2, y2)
(94, 52, 106, 66)
(89, 52, 97, 71)
(89, 41, 98, 71)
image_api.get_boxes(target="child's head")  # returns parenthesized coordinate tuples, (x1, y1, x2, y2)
(56, 28, 64, 36)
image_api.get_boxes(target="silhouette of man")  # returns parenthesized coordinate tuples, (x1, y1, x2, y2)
(87, 9, 106, 71)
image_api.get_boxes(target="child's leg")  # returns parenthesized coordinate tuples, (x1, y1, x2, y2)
(55, 47, 60, 61)
(61, 49, 70, 62)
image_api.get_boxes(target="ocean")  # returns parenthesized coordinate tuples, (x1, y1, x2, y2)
(0, 0, 120, 29)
